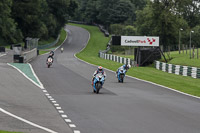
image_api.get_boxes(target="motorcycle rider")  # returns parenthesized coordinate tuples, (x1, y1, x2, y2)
(60, 47, 64, 53)
(116, 64, 131, 77)
(49, 50, 54, 57)
(92, 66, 106, 85)
(47, 50, 54, 63)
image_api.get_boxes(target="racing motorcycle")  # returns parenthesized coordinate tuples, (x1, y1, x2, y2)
(46, 57, 53, 68)
(93, 73, 105, 94)
(117, 68, 126, 83)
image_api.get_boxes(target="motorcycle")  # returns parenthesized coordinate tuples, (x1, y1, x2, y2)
(46, 57, 53, 68)
(117, 68, 126, 83)
(60, 47, 64, 53)
(93, 73, 105, 94)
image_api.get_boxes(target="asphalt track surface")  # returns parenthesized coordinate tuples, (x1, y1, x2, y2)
(31, 25, 200, 133)
(0, 54, 72, 131)
(0, 62, 72, 133)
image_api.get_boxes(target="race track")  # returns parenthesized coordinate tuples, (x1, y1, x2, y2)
(31, 25, 200, 133)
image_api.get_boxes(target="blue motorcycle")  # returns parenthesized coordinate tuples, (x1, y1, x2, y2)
(117, 68, 126, 83)
(93, 73, 105, 94)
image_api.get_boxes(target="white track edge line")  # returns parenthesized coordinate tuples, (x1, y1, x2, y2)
(28, 63, 44, 89)
(40, 28, 68, 56)
(0, 53, 6, 57)
(73, 29, 200, 100)
(7, 63, 43, 89)
(0, 108, 57, 133)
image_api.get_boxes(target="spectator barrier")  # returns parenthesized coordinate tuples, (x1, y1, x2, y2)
(155, 61, 200, 79)
(99, 51, 136, 67)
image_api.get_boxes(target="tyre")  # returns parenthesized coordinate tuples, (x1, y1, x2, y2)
(120, 74, 124, 83)
(95, 82, 101, 94)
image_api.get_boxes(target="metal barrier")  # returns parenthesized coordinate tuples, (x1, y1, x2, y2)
(37, 35, 60, 50)
(99, 52, 136, 67)
(22, 48, 37, 63)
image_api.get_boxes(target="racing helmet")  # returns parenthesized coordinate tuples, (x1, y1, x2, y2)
(98, 66, 103, 72)
(127, 64, 131, 69)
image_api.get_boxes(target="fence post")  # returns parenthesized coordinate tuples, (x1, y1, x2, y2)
(186, 45, 187, 54)
(193, 45, 195, 59)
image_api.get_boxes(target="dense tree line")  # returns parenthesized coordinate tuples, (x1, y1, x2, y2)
(0, 0, 77, 44)
(73, 0, 200, 47)
(1, 0, 200, 47)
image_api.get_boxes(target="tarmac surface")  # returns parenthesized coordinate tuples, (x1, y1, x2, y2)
(31, 25, 200, 133)
(0, 53, 72, 132)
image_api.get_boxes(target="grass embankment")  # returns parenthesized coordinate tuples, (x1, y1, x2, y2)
(39, 28, 67, 55)
(164, 50, 200, 67)
(71, 23, 200, 97)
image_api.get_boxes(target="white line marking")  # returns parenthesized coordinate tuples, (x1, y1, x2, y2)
(43, 90, 47, 93)
(47, 96, 52, 99)
(65, 119, 72, 123)
(40, 27, 68, 56)
(54, 104, 59, 106)
(45, 93, 50, 96)
(50, 98, 54, 101)
(74, 130, 81, 133)
(0, 53, 6, 57)
(28, 63, 45, 89)
(69, 124, 76, 128)
(56, 107, 61, 110)
(0, 108, 57, 133)
(61, 115, 67, 118)
(52, 101, 57, 103)
(74, 49, 200, 100)
(58, 110, 64, 113)
(7, 63, 44, 90)
(54, 29, 68, 51)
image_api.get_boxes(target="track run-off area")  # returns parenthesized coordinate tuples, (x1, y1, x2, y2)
(1, 25, 200, 133)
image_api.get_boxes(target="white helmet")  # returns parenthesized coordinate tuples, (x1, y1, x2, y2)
(127, 64, 131, 69)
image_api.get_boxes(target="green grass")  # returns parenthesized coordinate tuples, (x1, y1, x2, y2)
(71, 23, 200, 97)
(39, 50, 49, 55)
(39, 28, 67, 55)
(39, 38, 55, 45)
(163, 50, 200, 67)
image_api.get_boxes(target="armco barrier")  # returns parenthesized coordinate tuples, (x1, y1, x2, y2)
(99, 52, 136, 67)
(22, 48, 37, 63)
(155, 61, 200, 79)
(37, 35, 60, 50)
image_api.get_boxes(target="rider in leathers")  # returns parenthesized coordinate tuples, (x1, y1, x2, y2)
(116, 64, 131, 77)
(92, 66, 106, 85)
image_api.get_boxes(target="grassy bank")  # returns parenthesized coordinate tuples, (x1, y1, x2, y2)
(71, 23, 200, 97)
(165, 50, 200, 67)
(39, 28, 67, 55)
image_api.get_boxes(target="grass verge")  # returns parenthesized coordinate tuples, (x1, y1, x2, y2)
(39, 28, 67, 55)
(71, 23, 200, 97)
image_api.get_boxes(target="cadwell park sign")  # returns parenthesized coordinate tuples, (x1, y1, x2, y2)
(121, 36, 159, 47)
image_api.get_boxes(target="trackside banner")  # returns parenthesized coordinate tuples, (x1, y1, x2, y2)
(121, 36, 159, 46)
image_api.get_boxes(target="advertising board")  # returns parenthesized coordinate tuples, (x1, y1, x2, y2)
(121, 36, 159, 46)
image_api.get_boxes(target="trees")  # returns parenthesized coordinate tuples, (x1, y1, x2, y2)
(0, 0, 22, 43)
(135, 0, 190, 46)
(12, 0, 49, 39)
